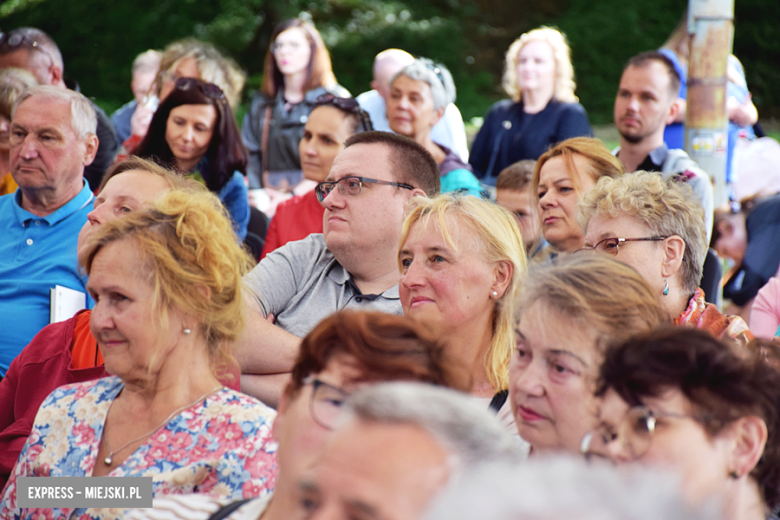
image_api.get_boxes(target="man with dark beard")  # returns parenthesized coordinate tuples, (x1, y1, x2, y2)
(612, 51, 713, 240)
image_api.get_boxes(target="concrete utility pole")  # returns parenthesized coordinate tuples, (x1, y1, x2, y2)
(685, 0, 734, 208)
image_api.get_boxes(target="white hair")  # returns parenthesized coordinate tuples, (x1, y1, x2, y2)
(424, 456, 720, 520)
(13, 85, 97, 139)
(391, 57, 456, 110)
(132, 49, 162, 75)
(340, 382, 522, 474)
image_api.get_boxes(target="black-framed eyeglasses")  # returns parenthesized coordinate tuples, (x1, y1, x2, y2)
(314, 93, 374, 132)
(576, 236, 668, 256)
(0, 32, 55, 67)
(315, 176, 414, 203)
(174, 77, 225, 101)
(580, 406, 716, 462)
(304, 376, 350, 430)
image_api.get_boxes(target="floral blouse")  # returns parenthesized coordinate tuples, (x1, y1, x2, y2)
(673, 288, 754, 346)
(0, 377, 278, 520)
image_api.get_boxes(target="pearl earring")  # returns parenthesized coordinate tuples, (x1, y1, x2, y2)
(183, 328, 192, 335)
(491, 291, 498, 298)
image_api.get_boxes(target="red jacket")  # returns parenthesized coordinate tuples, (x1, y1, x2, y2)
(261, 190, 325, 259)
(0, 310, 107, 490)
(0, 310, 243, 490)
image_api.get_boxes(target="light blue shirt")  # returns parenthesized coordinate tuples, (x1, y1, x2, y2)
(0, 182, 93, 376)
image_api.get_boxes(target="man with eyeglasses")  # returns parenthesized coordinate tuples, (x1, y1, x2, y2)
(236, 131, 440, 407)
(0, 27, 118, 191)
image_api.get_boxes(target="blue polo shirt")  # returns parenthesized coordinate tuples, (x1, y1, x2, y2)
(0, 182, 94, 376)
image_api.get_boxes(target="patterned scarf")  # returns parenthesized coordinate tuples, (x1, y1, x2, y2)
(673, 288, 754, 346)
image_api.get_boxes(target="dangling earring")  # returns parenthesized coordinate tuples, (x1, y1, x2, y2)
(663, 279, 669, 296)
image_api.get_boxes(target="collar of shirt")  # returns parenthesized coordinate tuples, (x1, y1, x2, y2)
(326, 261, 400, 300)
(12, 180, 94, 227)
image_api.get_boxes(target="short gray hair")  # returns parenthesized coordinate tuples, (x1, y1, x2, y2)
(391, 58, 456, 110)
(424, 457, 719, 520)
(13, 85, 97, 139)
(132, 49, 162, 75)
(341, 382, 522, 473)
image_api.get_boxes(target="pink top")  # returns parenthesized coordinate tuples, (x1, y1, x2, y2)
(750, 277, 780, 339)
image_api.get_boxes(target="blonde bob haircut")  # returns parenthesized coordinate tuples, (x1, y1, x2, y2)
(532, 137, 623, 201)
(577, 171, 707, 295)
(517, 254, 666, 353)
(503, 26, 578, 103)
(399, 194, 528, 391)
(83, 189, 255, 373)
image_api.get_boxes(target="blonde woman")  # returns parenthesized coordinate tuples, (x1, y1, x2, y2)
(510, 254, 665, 454)
(398, 194, 527, 435)
(469, 26, 592, 184)
(1, 190, 277, 519)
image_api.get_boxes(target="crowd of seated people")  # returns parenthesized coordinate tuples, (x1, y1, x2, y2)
(1, 14, 780, 520)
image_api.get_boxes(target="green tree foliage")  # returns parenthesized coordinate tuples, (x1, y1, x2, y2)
(2, 0, 777, 124)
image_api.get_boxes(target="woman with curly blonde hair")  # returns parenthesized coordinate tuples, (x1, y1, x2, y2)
(469, 26, 592, 185)
(1, 188, 278, 519)
(578, 170, 753, 345)
(398, 194, 527, 436)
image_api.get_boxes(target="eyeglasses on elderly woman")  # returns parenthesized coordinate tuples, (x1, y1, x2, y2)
(580, 405, 718, 462)
(305, 376, 351, 430)
(576, 236, 668, 256)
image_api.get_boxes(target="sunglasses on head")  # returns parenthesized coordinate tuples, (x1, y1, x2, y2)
(0, 32, 55, 66)
(174, 77, 225, 101)
(314, 93, 373, 132)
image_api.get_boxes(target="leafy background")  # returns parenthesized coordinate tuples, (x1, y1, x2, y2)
(2, 0, 778, 127)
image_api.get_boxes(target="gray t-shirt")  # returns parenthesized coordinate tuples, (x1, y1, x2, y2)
(243, 234, 402, 338)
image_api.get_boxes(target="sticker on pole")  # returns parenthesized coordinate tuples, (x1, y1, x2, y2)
(690, 130, 727, 157)
(17, 477, 153, 508)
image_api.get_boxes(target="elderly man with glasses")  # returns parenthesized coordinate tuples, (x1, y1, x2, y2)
(0, 27, 118, 191)
(235, 131, 440, 407)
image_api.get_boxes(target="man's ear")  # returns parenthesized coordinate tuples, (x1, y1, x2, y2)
(716, 219, 734, 238)
(49, 64, 64, 86)
(665, 96, 680, 126)
(728, 415, 767, 479)
(661, 235, 686, 279)
(82, 134, 99, 166)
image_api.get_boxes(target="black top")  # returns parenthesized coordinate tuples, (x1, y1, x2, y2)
(724, 195, 780, 306)
(469, 99, 592, 182)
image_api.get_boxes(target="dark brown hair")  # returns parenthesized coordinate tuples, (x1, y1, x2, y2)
(598, 327, 780, 509)
(344, 131, 441, 196)
(623, 51, 681, 100)
(287, 311, 467, 398)
(132, 79, 247, 193)
(496, 160, 536, 192)
(261, 19, 337, 98)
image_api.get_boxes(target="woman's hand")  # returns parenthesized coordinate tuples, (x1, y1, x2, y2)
(727, 93, 759, 128)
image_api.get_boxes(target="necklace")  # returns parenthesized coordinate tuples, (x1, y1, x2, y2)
(102, 384, 222, 466)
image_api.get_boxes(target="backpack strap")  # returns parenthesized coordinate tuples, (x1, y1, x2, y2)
(489, 389, 509, 413)
(207, 499, 252, 520)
